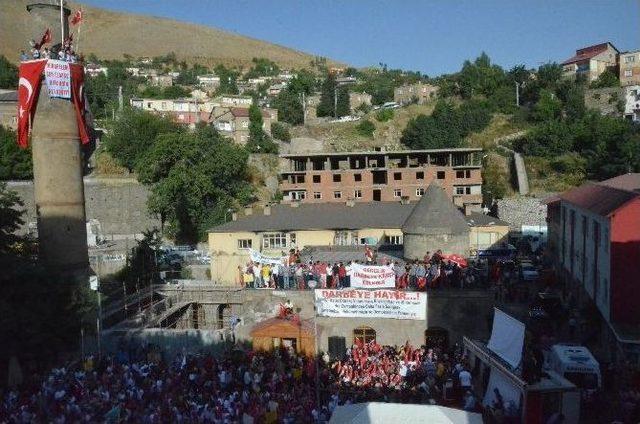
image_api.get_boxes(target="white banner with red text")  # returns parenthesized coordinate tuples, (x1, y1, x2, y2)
(314, 289, 426, 320)
(44, 60, 71, 99)
(349, 263, 396, 289)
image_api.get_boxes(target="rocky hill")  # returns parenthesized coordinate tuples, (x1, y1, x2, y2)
(1, 0, 339, 69)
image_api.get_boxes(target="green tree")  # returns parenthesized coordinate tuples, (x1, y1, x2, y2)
(0, 126, 32, 180)
(482, 157, 508, 206)
(317, 73, 337, 117)
(103, 107, 181, 171)
(271, 122, 291, 142)
(273, 89, 303, 125)
(213, 65, 239, 95)
(336, 86, 350, 117)
(287, 70, 317, 95)
(246, 103, 278, 153)
(532, 89, 562, 122)
(375, 109, 394, 122)
(589, 69, 619, 88)
(0, 55, 18, 89)
(244, 57, 280, 79)
(356, 119, 375, 138)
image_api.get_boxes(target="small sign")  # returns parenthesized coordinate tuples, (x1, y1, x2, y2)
(44, 60, 71, 99)
(89, 275, 99, 291)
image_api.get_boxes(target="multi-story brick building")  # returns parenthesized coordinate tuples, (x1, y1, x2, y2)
(279, 148, 483, 210)
(619, 50, 640, 86)
(561, 42, 618, 82)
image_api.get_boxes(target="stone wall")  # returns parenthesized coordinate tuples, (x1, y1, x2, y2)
(7, 177, 160, 238)
(403, 233, 470, 259)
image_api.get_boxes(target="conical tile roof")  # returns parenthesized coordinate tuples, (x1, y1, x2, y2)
(401, 184, 469, 235)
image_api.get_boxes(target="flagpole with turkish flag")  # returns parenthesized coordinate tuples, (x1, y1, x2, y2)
(70, 8, 83, 51)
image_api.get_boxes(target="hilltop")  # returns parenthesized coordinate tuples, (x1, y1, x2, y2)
(0, 1, 340, 69)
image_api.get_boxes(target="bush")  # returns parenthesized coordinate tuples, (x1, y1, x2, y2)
(271, 122, 291, 142)
(356, 119, 376, 138)
(550, 153, 587, 174)
(375, 108, 394, 122)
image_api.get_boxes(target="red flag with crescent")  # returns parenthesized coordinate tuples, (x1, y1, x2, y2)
(70, 63, 90, 144)
(17, 60, 47, 148)
(71, 9, 83, 26)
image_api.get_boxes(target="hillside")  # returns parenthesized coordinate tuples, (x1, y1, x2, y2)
(0, 1, 339, 69)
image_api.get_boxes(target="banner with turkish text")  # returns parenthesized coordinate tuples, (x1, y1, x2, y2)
(315, 289, 426, 320)
(350, 263, 396, 289)
(17, 60, 47, 148)
(44, 60, 71, 99)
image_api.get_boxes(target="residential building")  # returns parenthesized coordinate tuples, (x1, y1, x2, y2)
(150, 75, 173, 87)
(619, 50, 640, 86)
(84, 63, 108, 77)
(0, 90, 18, 130)
(349, 92, 372, 112)
(547, 174, 640, 361)
(623, 85, 640, 122)
(394, 83, 439, 105)
(336, 76, 357, 85)
(211, 107, 276, 145)
(129, 97, 216, 126)
(561, 42, 618, 82)
(125, 67, 140, 76)
(268, 83, 287, 96)
(278, 148, 483, 209)
(219, 95, 253, 108)
(208, 186, 503, 283)
(197, 74, 220, 89)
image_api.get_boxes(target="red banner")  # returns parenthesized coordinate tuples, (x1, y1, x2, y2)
(17, 60, 47, 148)
(17, 60, 91, 148)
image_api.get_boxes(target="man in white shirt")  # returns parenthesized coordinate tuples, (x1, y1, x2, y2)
(459, 368, 472, 392)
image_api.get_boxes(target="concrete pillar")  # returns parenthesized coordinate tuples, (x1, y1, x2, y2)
(31, 73, 89, 276)
(26, 1, 70, 51)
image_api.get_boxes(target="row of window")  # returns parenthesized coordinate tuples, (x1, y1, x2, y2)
(304, 169, 473, 184)
(237, 233, 402, 250)
(289, 186, 480, 200)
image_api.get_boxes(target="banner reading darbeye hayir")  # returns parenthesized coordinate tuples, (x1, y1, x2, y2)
(315, 289, 426, 320)
(17, 59, 90, 148)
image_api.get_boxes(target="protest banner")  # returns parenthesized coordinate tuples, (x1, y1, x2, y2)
(315, 289, 426, 320)
(44, 60, 71, 99)
(249, 249, 286, 266)
(350, 263, 396, 289)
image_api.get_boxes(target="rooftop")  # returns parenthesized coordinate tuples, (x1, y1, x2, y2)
(560, 183, 639, 216)
(402, 185, 469, 235)
(562, 42, 617, 65)
(280, 147, 482, 158)
(598, 173, 640, 192)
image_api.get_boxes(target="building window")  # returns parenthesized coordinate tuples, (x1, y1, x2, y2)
(394, 172, 402, 181)
(456, 170, 465, 178)
(334, 231, 351, 246)
(242, 121, 249, 128)
(625, 55, 636, 63)
(237, 239, 252, 250)
(625, 69, 633, 77)
(333, 174, 342, 183)
(465, 187, 471, 194)
(354, 173, 362, 182)
(437, 171, 445, 179)
(313, 192, 322, 199)
(289, 191, 306, 201)
(353, 326, 376, 344)
(354, 189, 362, 199)
(456, 187, 465, 195)
(416, 188, 425, 196)
(262, 233, 288, 249)
(466, 170, 471, 178)
(334, 191, 342, 199)
(416, 171, 424, 180)
(313, 175, 321, 183)
(394, 189, 402, 198)
(384, 235, 402, 245)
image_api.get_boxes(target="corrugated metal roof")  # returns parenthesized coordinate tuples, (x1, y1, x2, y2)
(599, 173, 640, 192)
(560, 183, 639, 216)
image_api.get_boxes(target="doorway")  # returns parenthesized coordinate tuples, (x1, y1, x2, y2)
(425, 327, 449, 351)
(373, 189, 381, 202)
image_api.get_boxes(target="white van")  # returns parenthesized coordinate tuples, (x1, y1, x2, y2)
(547, 344, 601, 390)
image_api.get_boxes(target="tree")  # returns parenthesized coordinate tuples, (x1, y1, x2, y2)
(590, 69, 619, 89)
(213, 65, 239, 95)
(356, 119, 375, 138)
(103, 107, 181, 172)
(482, 156, 508, 206)
(336, 86, 350, 117)
(287, 70, 317, 95)
(375, 109, 394, 122)
(246, 104, 278, 153)
(0, 55, 18, 89)
(273, 89, 303, 125)
(0, 126, 32, 180)
(317, 74, 337, 117)
(143, 126, 254, 242)
(0, 183, 23, 256)
(271, 122, 291, 142)
(532, 89, 562, 122)
(244, 57, 280, 79)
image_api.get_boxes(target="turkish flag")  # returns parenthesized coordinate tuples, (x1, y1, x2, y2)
(442, 253, 468, 268)
(70, 63, 90, 144)
(71, 9, 83, 26)
(35, 28, 51, 49)
(17, 60, 47, 148)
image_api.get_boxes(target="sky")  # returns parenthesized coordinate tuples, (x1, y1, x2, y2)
(81, 0, 640, 76)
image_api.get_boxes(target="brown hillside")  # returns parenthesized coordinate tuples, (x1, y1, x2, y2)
(0, 1, 340, 69)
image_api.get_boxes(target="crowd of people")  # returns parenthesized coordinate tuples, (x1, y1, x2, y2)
(2, 339, 508, 423)
(237, 249, 487, 291)
(20, 36, 79, 63)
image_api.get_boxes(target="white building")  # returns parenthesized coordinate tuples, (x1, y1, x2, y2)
(197, 74, 221, 88)
(623, 85, 640, 122)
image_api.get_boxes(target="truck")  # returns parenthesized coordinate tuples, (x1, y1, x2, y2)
(547, 344, 601, 391)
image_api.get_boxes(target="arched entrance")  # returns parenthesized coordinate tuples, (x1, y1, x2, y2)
(425, 327, 449, 351)
(217, 304, 231, 330)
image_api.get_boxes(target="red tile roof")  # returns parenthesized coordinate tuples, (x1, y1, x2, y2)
(562, 42, 616, 65)
(560, 183, 639, 216)
(599, 173, 640, 192)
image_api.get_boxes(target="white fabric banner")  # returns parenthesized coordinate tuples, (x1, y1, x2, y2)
(487, 308, 525, 369)
(315, 289, 426, 320)
(249, 249, 286, 266)
(483, 368, 522, 409)
(350, 263, 396, 289)
(44, 60, 71, 99)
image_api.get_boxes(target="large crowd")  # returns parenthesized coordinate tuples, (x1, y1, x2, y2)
(20, 36, 79, 63)
(237, 249, 488, 291)
(1, 339, 509, 423)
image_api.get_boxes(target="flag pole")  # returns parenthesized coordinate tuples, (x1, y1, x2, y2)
(76, 10, 82, 53)
(59, 0, 65, 45)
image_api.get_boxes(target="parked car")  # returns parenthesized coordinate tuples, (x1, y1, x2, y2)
(520, 263, 539, 281)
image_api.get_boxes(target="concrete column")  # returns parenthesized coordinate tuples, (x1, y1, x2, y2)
(31, 77, 89, 276)
(27, 2, 70, 50)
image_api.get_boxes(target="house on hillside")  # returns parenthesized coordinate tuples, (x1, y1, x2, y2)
(349, 92, 372, 112)
(546, 173, 640, 362)
(623, 85, 640, 122)
(84, 63, 108, 77)
(150, 75, 173, 87)
(619, 50, 640, 86)
(219, 95, 253, 108)
(211, 107, 276, 145)
(197, 74, 221, 89)
(394, 83, 439, 105)
(561, 42, 619, 82)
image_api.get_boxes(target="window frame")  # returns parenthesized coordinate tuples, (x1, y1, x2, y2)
(334, 191, 342, 199)
(416, 188, 425, 196)
(393, 189, 402, 198)
(237, 239, 252, 250)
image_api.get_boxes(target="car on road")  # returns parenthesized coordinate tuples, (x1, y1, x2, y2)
(520, 263, 539, 281)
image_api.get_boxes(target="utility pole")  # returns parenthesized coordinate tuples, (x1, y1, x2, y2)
(334, 87, 338, 118)
(301, 92, 306, 126)
(515, 82, 520, 107)
(118, 85, 123, 112)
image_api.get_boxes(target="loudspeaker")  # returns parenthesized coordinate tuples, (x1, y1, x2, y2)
(328, 336, 346, 360)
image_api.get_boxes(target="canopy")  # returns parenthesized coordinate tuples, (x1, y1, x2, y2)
(329, 402, 483, 424)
